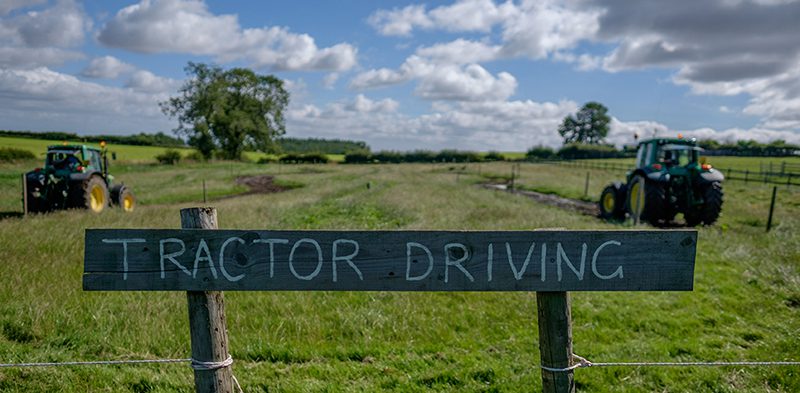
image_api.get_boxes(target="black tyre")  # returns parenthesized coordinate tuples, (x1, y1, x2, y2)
(599, 183, 625, 220)
(686, 182, 723, 226)
(83, 176, 109, 213)
(626, 174, 667, 226)
(23, 173, 47, 214)
(112, 185, 136, 212)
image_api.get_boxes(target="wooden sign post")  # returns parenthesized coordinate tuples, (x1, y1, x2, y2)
(84, 209, 697, 393)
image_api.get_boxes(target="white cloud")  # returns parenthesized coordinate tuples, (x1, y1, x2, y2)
(0, 67, 173, 133)
(288, 95, 576, 150)
(352, 55, 516, 102)
(415, 64, 516, 101)
(322, 73, 339, 89)
(415, 39, 501, 65)
(81, 56, 135, 79)
(125, 70, 181, 93)
(368, 0, 515, 36)
(346, 94, 399, 113)
(97, 0, 357, 72)
(0, 0, 90, 68)
(0, 0, 47, 16)
(367, 4, 431, 37)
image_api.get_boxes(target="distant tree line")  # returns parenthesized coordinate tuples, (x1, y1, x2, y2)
(0, 130, 185, 147)
(277, 138, 369, 154)
(697, 139, 799, 157)
(526, 143, 634, 160)
(343, 150, 509, 164)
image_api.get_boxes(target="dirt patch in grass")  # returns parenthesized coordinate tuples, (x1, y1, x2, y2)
(483, 183, 599, 216)
(216, 175, 290, 200)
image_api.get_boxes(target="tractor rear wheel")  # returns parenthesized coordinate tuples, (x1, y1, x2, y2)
(686, 182, 723, 226)
(627, 175, 667, 226)
(599, 183, 625, 221)
(83, 176, 109, 213)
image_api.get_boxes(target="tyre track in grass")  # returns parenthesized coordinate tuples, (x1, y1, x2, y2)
(482, 183, 599, 217)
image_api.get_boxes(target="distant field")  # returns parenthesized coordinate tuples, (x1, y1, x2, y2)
(0, 159, 797, 392)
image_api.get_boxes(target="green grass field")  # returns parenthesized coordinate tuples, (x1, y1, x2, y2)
(0, 158, 798, 392)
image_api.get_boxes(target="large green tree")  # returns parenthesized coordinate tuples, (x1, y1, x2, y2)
(160, 62, 289, 160)
(557, 102, 610, 145)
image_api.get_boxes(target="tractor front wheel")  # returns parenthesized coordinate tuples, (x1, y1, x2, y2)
(115, 187, 136, 212)
(83, 176, 109, 213)
(599, 183, 625, 221)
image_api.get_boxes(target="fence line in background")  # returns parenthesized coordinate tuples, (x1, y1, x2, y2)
(536, 160, 800, 187)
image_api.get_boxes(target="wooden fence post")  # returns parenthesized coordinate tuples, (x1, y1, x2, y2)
(180, 208, 236, 393)
(766, 186, 777, 232)
(583, 172, 590, 198)
(537, 292, 575, 393)
(21, 174, 27, 216)
(202, 180, 207, 203)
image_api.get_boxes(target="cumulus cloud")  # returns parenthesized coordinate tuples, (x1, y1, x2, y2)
(97, 0, 357, 72)
(358, 0, 599, 101)
(288, 95, 577, 150)
(0, 0, 47, 16)
(368, 0, 515, 36)
(125, 70, 182, 93)
(0, 67, 173, 133)
(81, 56, 135, 79)
(351, 55, 516, 102)
(0, 0, 90, 68)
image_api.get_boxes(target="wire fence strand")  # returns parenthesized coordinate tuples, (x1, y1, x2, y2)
(0, 358, 190, 368)
(539, 354, 800, 373)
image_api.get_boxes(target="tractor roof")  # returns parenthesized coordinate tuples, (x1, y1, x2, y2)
(47, 144, 101, 152)
(637, 137, 696, 147)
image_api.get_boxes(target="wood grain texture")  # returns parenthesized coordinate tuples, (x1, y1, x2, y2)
(181, 208, 235, 393)
(537, 292, 575, 393)
(84, 229, 697, 291)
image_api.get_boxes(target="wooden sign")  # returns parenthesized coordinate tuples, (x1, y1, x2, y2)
(83, 229, 696, 291)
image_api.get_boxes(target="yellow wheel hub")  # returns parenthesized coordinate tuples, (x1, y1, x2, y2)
(629, 181, 643, 216)
(90, 185, 105, 212)
(603, 193, 615, 212)
(123, 194, 135, 212)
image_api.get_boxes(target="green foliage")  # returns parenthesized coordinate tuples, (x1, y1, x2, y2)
(343, 152, 372, 164)
(484, 151, 505, 162)
(344, 150, 487, 164)
(0, 147, 36, 162)
(277, 137, 370, 154)
(279, 153, 330, 164)
(154, 149, 182, 165)
(557, 143, 627, 159)
(697, 139, 800, 157)
(525, 145, 556, 160)
(0, 130, 185, 147)
(160, 62, 289, 160)
(558, 102, 611, 145)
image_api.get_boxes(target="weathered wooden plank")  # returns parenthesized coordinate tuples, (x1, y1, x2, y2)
(83, 229, 697, 291)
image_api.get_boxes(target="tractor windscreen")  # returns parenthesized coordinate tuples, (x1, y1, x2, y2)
(47, 150, 81, 170)
(660, 144, 703, 166)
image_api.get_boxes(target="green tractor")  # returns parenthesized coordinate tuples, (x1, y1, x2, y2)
(599, 137, 724, 226)
(23, 143, 136, 214)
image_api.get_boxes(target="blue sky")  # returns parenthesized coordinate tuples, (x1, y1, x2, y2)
(1, 0, 799, 151)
